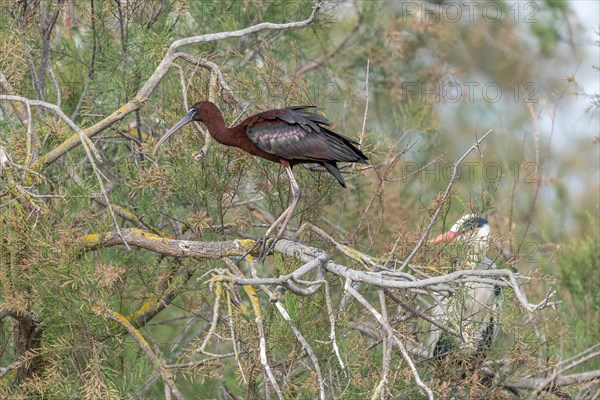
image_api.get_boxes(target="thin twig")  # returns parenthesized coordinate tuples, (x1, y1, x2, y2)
(71, 0, 98, 120)
(93, 305, 184, 400)
(359, 59, 370, 149)
(374, 289, 391, 400)
(48, 66, 61, 110)
(292, 3, 362, 83)
(241, 273, 284, 399)
(195, 281, 222, 353)
(29, 1, 322, 170)
(0, 95, 130, 249)
(347, 286, 434, 400)
(243, 257, 326, 399)
(386, 129, 493, 270)
(319, 265, 345, 371)
(225, 286, 247, 384)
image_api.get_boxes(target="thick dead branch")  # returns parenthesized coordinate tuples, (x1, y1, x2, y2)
(75, 226, 562, 397)
(77, 228, 556, 313)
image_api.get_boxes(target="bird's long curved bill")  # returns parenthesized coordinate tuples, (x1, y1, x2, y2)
(431, 230, 461, 244)
(152, 110, 196, 155)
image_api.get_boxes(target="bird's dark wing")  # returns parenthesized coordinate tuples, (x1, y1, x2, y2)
(245, 106, 368, 164)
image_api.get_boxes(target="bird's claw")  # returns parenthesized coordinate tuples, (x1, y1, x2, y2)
(239, 235, 279, 262)
(251, 236, 276, 262)
(257, 236, 279, 261)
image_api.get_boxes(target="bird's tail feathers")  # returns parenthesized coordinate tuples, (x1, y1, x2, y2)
(322, 162, 346, 187)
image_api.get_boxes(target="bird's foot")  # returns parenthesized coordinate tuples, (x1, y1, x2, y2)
(257, 236, 279, 261)
(238, 235, 276, 262)
(193, 149, 207, 162)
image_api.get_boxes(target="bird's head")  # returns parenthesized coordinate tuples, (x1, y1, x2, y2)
(152, 102, 217, 155)
(431, 214, 491, 253)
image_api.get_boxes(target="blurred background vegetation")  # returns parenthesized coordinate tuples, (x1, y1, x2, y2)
(1, 0, 598, 398)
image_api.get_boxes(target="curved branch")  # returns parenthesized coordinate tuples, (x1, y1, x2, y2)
(0, 304, 37, 324)
(77, 228, 554, 314)
(169, 2, 322, 49)
(27, 2, 322, 171)
(93, 304, 184, 400)
(293, 3, 360, 83)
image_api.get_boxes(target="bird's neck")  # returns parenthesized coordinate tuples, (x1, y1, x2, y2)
(202, 111, 232, 145)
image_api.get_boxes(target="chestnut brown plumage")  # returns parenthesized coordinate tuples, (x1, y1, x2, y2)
(153, 101, 368, 239)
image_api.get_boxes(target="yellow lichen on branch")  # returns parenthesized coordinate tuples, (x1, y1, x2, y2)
(128, 295, 161, 322)
(81, 233, 101, 246)
(243, 284, 262, 320)
(79, 229, 271, 260)
(128, 228, 169, 241)
(341, 245, 365, 263)
(31, 101, 140, 171)
(92, 303, 184, 399)
(236, 239, 256, 249)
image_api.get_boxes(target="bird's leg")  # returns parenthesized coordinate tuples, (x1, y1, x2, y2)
(257, 163, 301, 259)
(265, 164, 300, 237)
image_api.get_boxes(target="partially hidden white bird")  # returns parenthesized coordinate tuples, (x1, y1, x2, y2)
(427, 214, 502, 358)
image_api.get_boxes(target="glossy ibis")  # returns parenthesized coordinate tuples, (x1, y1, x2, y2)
(428, 214, 502, 357)
(153, 101, 368, 244)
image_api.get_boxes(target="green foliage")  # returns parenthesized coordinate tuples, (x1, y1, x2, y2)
(556, 225, 600, 369)
(1, 0, 597, 398)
